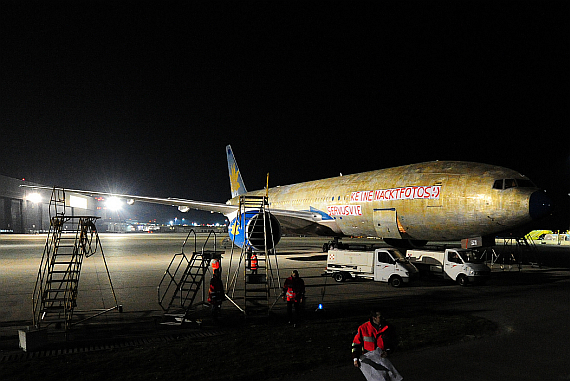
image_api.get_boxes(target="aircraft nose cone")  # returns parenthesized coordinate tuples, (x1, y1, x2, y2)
(529, 191, 553, 220)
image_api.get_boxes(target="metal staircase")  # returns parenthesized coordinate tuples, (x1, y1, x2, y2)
(32, 188, 119, 330)
(226, 195, 281, 315)
(514, 234, 540, 267)
(484, 234, 541, 270)
(157, 230, 224, 314)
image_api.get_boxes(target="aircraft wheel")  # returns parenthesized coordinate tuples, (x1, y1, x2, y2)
(389, 275, 403, 288)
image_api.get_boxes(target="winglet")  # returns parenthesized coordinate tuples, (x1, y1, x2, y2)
(226, 145, 247, 198)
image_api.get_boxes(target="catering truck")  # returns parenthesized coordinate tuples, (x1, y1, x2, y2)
(324, 248, 418, 287)
(406, 249, 491, 286)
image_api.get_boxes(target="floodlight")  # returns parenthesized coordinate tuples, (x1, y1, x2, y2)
(26, 193, 42, 203)
(106, 197, 123, 211)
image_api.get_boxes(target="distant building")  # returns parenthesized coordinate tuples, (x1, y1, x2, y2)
(0, 175, 98, 233)
(0, 175, 228, 234)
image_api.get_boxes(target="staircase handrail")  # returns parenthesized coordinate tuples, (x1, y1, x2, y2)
(202, 229, 219, 254)
(181, 229, 197, 255)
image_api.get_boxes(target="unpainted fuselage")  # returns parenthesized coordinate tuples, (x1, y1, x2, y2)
(228, 161, 550, 241)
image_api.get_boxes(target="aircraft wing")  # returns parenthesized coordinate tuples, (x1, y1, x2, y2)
(21, 185, 339, 235)
(20, 186, 238, 215)
(76, 187, 337, 234)
(269, 208, 340, 236)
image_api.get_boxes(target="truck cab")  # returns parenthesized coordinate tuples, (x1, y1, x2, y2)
(407, 248, 491, 285)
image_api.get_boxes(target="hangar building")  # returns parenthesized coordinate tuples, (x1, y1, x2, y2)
(0, 175, 98, 233)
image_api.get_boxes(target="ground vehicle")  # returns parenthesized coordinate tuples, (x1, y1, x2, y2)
(406, 248, 491, 285)
(324, 248, 418, 287)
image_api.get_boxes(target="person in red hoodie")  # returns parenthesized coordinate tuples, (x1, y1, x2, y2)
(352, 309, 403, 381)
(282, 270, 305, 325)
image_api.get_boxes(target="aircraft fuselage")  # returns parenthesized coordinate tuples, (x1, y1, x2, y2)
(229, 161, 551, 241)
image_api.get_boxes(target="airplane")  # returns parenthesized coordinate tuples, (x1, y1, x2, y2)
(24, 145, 553, 250)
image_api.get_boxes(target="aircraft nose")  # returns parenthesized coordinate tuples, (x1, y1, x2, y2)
(529, 191, 553, 220)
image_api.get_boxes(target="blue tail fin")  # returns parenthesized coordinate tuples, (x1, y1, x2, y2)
(226, 145, 247, 198)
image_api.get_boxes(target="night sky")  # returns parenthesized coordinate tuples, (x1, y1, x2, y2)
(1, 2, 569, 227)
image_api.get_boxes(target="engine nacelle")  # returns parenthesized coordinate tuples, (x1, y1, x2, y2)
(178, 206, 190, 213)
(228, 210, 282, 250)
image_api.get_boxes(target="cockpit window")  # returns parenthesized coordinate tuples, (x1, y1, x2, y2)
(493, 179, 503, 189)
(516, 179, 536, 188)
(493, 178, 536, 190)
(504, 179, 517, 189)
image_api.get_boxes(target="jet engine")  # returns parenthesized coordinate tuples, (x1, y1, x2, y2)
(228, 210, 282, 251)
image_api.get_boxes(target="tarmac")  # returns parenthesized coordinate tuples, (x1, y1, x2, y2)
(271, 266, 570, 381)
(1, 234, 570, 380)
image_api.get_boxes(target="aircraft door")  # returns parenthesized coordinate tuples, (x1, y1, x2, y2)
(373, 208, 403, 239)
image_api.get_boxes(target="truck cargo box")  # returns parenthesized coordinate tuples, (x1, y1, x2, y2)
(327, 250, 374, 274)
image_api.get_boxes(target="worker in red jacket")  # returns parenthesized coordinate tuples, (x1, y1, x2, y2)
(352, 309, 403, 381)
(250, 253, 258, 274)
(282, 270, 305, 325)
(208, 269, 224, 322)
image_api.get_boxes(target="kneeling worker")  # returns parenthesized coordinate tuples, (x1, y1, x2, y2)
(352, 309, 403, 381)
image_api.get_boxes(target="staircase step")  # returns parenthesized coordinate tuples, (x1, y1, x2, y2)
(245, 296, 269, 300)
(42, 303, 66, 309)
(245, 287, 269, 293)
(179, 285, 200, 291)
(43, 302, 71, 308)
(50, 270, 80, 274)
(45, 290, 74, 295)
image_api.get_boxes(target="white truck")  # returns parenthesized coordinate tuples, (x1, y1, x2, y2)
(324, 248, 419, 287)
(406, 248, 491, 286)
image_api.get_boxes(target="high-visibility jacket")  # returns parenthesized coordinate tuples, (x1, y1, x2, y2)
(208, 275, 224, 305)
(250, 254, 258, 270)
(211, 259, 220, 271)
(352, 321, 388, 357)
(283, 276, 305, 302)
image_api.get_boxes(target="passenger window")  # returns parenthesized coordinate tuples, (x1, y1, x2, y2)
(493, 180, 503, 190)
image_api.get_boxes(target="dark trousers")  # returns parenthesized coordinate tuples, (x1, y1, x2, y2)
(287, 300, 301, 323)
(211, 302, 222, 322)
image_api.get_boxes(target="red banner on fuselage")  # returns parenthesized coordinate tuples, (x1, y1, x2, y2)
(327, 205, 362, 216)
(350, 186, 441, 202)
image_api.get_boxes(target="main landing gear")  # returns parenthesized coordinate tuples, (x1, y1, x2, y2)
(322, 237, 345, 252)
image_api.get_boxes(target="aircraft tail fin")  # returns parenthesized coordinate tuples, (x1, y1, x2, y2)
(226, 145, 247, 198)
